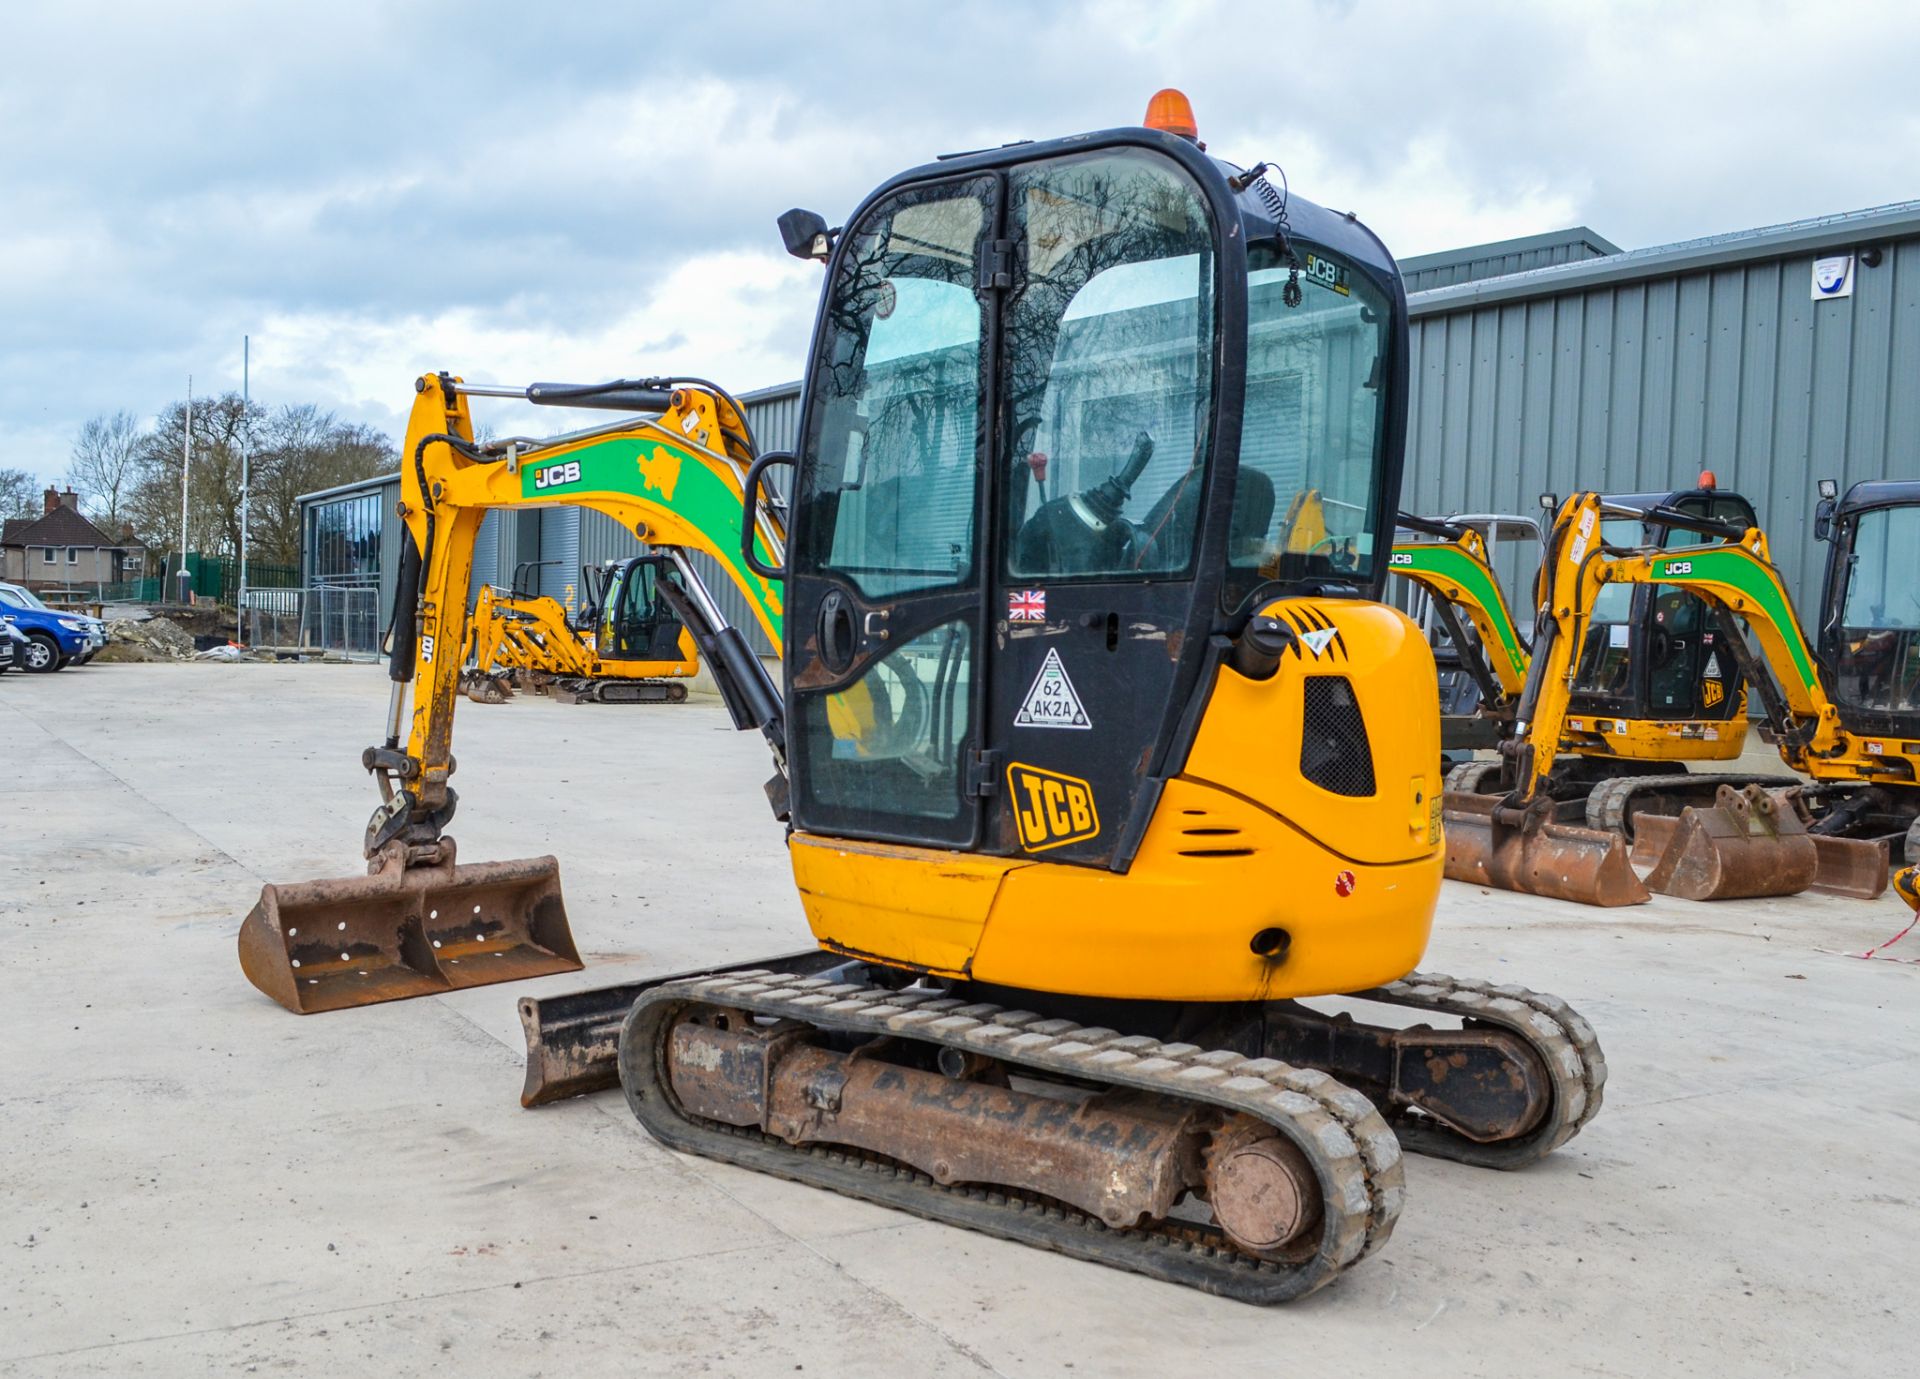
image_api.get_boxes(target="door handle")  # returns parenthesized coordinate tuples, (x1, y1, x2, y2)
(819, 591, 858, 675)
(863, 609, 890, 641)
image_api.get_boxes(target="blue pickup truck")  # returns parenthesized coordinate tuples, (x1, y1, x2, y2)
(0, 582, 105, 672)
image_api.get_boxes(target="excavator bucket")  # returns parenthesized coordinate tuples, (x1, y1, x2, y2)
(1627, 785, 1817, 901)
(238, 847, 580, 1014)
(1443, 791, 1650, 906)
(1806, 835, 1889, 899)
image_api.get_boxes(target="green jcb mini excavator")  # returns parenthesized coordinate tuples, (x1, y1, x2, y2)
(243, 91, 1606, 1304)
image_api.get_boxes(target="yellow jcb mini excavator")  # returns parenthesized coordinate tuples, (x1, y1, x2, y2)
(241, 94, 1606, 1303)
(463, 556, 699, 704)
(1444, 488, 1896, 905)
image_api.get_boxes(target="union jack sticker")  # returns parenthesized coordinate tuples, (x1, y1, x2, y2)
(1008, 589, 1047, 622)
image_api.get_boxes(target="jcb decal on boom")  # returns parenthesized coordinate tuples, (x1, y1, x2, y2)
(534, 461, 582, 490)
(1006, 762, 1100, 852)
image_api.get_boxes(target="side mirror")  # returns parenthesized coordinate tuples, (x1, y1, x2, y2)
(778, 209, 834, 262)
(1814, 497, 1835, 543)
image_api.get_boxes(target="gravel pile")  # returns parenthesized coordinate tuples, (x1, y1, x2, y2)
(95, 616, 197, 663)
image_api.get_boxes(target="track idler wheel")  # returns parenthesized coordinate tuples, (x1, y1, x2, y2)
(1203, 1115, 1323, 1261)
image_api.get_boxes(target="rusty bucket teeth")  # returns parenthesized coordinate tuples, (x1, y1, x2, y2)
(1630, 786, 1818, 901)
(1442, 791, 1650, 907)
(237, 844, 580, 1014)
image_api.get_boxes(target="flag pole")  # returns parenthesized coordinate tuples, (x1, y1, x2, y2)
(238, 337, 249, 644)
(178, 375, 192, 605)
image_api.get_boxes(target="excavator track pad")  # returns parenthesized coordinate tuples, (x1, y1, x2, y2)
(238, 840, 580, 1013)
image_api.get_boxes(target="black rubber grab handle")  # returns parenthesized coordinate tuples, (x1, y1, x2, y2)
(742, 452, 795, 579)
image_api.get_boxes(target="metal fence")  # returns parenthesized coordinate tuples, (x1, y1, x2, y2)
(241, 584, 381, 659)
(302, 584, 382, 660)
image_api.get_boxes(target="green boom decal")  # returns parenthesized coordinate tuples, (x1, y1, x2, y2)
(1652, 548, 1815, 691)
(1389, 542, 1528, 681)
(517, 434, 784, 647)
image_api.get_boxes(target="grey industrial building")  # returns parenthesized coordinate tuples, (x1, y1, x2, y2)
(299, 198, 1919, 655)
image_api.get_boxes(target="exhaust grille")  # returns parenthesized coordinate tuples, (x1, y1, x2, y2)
(1300, 676, 1376, 797)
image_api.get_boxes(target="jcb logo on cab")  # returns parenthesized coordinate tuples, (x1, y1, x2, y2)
(1007, 762, 1099, 852)
(534, 461, 582, 490)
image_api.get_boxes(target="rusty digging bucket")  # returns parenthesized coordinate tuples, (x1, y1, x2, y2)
(1443, 790, 1650, 907)
(237, 840, 581, 1014)
(1625, 785, 1819, 901)
(1629, 786, 1885, 900)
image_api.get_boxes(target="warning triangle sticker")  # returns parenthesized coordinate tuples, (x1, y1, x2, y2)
(1704, 652, 1722, 678)
(1014, 647, 1091, 729)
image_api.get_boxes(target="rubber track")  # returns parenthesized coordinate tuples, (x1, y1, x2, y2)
(1355, 972, 1607, 1169)
(1584, 772, 1802, 837)
(1445, 759, 1503, 795)
(619, 970, 1406, 1303)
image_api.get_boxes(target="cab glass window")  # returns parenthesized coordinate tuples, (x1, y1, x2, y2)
(798, 182, 990, 600)
(1832, 505, 1920, 711)
(1224, 245, 1391, 607)
(1001, 153, 1215, 580)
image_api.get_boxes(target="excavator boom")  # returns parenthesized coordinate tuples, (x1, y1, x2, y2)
(238, 374, 787, 1012)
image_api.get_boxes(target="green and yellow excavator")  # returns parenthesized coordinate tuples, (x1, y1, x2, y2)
(1442, 482, 1920, 905)
(237, 92, 1607, 1303)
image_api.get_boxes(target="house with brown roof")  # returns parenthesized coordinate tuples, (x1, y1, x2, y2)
(1, 487, 146, 591)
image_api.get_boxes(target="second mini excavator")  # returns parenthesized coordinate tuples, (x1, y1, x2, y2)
(1442, 484, 1906, 905)
(239, 95, 1607, 1303)
(463, 555, 699, 704)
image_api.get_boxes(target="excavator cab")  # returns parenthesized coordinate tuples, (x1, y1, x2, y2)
(1564, 481, 1756, 757)
(594, 556, 687, 662)
(1816, 480, 1920, 734)
(780, 129, 1417, 894)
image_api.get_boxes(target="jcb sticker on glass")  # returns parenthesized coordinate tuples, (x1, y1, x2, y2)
(1006, 762, 1100, 852)
(534, 460, 582, 490)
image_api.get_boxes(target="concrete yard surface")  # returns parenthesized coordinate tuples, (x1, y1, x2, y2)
(2, 662, 1916, 1377)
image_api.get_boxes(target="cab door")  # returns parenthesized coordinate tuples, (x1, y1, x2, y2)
(785, 175, 1001, 849)
(785, 148, 1229, 865)
(983, 151, 1224, 866)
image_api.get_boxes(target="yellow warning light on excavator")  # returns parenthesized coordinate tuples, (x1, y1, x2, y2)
(1699, 469, 1718, 490)
(1144, 89, 1199, 141)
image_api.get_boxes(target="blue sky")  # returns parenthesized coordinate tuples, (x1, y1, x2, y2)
(6, 0, 1918, 482)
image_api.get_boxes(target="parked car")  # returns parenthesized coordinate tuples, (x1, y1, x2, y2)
(0, 620, 26, 673)
(0, 582, 106, 671)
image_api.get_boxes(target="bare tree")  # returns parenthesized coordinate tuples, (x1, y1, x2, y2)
(112, 391, 397, 580)
(67, 411, 144, 532)
(0, 467, 41, 521)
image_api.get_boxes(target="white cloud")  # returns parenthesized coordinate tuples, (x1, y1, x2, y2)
(5, 0, 1920, 488)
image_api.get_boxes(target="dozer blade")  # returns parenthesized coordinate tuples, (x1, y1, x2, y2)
(238, 846, 580, 1014)
(517, 948, 844, 1107)
(1629, 785, 1817, 901)
(1443, 791, 1649, 907)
